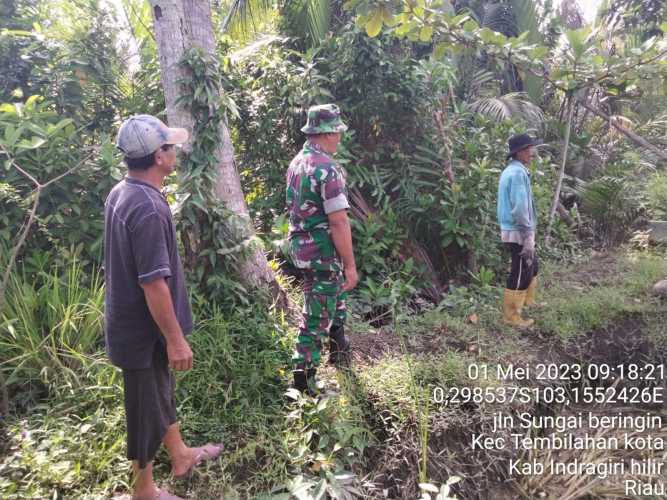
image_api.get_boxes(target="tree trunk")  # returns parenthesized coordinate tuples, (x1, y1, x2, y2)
(577, 99, 667, 164)
(545, 97, 575, 245)
(149, 0, 280, 297)
(556, 202, 575, 226)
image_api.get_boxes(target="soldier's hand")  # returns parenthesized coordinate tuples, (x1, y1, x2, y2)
(342, 267, 359, 292)
(167, 337, 193, 371)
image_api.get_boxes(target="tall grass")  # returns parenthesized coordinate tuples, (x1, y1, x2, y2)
(0, 258, 104, 404)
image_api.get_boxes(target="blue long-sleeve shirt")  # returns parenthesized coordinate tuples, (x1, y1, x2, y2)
(497, 160, 537, 232)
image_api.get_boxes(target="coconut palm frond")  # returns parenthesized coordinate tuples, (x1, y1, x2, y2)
(638, 113, 667, 138)
(469, 69, 497, 97)
(574, 176, 641, 246)
(468, 92, 546, 126)
(222, 0, 275, 40)
(308, 0, 332, 43)
(229, 34, 283, 62)
(224, 0, 331, 46)
(625, 114, 667, 169)
(510, 0, 542, 42)
(121, 0, 154, 43)
(482, 0, 542, 41)
(283, 0, 332, 45)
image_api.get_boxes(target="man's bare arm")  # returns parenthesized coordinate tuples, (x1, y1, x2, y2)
(328, 209, 358, 292)
(141, 278, 193, 371)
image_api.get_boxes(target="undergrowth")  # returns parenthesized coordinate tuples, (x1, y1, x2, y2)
(1, 248, 665, 498)
(0, 259, 374, 499)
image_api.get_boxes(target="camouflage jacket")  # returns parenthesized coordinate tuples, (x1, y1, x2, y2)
(286, 141, 349, 271)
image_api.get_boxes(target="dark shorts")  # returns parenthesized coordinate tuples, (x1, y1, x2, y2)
(122, 343, 177, 468)
(504, 242, 539, 291)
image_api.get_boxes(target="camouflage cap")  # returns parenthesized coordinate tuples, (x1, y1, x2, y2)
(301, 104, 348, 135)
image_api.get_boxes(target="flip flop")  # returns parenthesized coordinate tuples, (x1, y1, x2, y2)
(113, 489, 184, 500)
(172, 442, 224, 479)
(155, 489, 185, 500)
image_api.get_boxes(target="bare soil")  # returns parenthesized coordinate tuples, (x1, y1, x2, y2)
(349, 327, 401, 364)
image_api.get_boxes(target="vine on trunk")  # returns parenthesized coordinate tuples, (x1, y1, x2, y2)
(176, 48, 264, 305)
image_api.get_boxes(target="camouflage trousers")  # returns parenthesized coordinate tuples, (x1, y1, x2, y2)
(292, 270, 347, 369)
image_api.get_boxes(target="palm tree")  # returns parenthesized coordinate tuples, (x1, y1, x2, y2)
(223, 0, 333, 48)
(453, 0, 550, 102)
(600, 0, 666, 40)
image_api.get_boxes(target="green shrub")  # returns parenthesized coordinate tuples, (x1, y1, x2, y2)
(645, 171, 667, 219)
(0, 97, 122, 267)
(225, 23, 572, 300)
(227, 41, 335, 233)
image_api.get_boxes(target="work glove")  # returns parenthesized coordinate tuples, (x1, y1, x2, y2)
(519, 230, 536, 267)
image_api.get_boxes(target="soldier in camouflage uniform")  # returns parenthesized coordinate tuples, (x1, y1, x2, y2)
(286, 104, 359, 393)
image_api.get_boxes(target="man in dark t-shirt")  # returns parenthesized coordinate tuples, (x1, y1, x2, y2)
(105, 114, 222, 500)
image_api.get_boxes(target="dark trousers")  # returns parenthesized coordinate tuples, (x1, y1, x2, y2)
(505, 243, 539, 291)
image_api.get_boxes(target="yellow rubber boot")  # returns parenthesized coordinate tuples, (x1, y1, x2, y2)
(524, 278, 544, 308)
(503, 289, 534, 328)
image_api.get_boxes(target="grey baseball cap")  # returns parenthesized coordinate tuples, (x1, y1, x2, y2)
(116, 114, 188, 159)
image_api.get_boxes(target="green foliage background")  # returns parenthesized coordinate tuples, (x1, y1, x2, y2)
(1, 0, 667, 497)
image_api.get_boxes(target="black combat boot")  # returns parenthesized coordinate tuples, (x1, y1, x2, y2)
(293, 366, 318, 396)
(307, 368, 317, 387)
(328, 324, 351, 367)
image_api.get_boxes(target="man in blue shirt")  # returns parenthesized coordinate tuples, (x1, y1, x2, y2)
(497, 133, 541, 328)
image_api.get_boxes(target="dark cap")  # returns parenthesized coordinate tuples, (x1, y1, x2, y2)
(507, 133, 541, 160)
